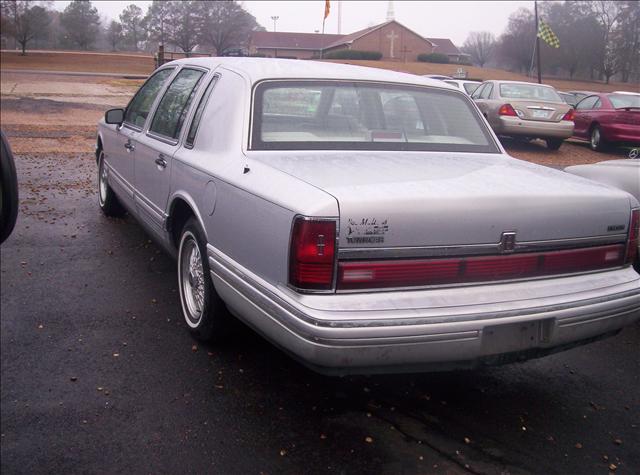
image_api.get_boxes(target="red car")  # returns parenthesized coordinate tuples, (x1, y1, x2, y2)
(572, 92, 640, 151)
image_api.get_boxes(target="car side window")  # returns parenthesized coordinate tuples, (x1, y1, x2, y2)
(185, 75, 220, 148)
(124, 68, 174, 129)
(481, 83, 493, 99)
(149, 68, 206, 140)
(576, 96, 598, 110)
(471, 84, 485, 99)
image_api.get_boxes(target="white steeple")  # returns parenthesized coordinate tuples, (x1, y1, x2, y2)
(386, 1, 395, 21)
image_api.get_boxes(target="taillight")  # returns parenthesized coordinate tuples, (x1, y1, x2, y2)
(498, 104, 518, 116)
(562, 109, 575, 121)
(337, 245, 625, 290)
(625, 208, 639, 265)
(289, 217, 336, 291)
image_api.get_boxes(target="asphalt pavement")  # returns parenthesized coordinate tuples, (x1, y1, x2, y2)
(1, 150, 639, 475)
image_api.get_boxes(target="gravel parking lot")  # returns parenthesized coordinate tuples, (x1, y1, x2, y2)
(1, 72, 638, 475)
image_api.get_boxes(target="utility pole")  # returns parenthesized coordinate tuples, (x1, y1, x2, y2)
(534, 0, 542, 84)
(271, 15, 279, 33)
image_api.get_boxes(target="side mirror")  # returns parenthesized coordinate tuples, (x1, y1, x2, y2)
(105, 108, 125, 125)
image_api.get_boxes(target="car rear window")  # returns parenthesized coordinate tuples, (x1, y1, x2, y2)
(251, 81, 499, 153)
(608, 94, 640, 109)
(499, 83, 562, 102)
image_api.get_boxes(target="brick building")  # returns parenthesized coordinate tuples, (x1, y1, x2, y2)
(249, 20, 465, 62)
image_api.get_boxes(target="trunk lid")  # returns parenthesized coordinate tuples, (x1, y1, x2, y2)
(249, 151, 631, 251)
(508, 99, 570, 122)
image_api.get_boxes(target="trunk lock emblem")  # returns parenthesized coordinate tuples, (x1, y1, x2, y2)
(499, 232, 517, 253)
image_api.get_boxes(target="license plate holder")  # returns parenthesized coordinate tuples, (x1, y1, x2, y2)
(532, 109, 550, 119)
(482, 320, 553, 355)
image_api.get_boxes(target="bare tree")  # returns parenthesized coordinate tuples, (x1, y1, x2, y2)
(59, 0, 100, 50)
(107, 20, 123, 52)
(587, 0, 624, 83)
(462, 31, 495, 68)
(541, 1, 604, 79)
(196, 0, 264, 55)
(613, 1, 640, 82)
(0, 0, 51, 55)
(497, 8, 536, 74)
(144, 0, 170, 48)
(119, 4, 144, 51)
(165, 0, 199, 55)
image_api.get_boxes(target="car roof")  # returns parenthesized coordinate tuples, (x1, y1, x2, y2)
(491, 80, 556, 88)
(165, 57, 455, 89)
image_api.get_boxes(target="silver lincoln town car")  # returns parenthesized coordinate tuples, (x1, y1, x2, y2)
(96, 58, 640, 375)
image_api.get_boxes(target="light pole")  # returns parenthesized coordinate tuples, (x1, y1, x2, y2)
(271, 15, 279, 33)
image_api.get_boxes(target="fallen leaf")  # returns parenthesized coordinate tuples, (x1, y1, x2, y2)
(113, 353, 119, 357)
(575, 443, 582, 449)
(365, 436, 373, 443)
(613, 438, 622, 446)
(70, 376, 77, 382)
(192, 345, 198, 352)
(279, 449, 287, 456)
(464, 437, 471, 444)
(609, 463, 617, 471)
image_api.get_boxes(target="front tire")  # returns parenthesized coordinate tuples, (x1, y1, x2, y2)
(97, 151, 125, 217)
(545, 138, 563, 150)
(177, 217, 230, 341)
(590, 125, 607, 152)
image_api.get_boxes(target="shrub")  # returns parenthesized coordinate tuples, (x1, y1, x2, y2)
(323, 50, 383, 60)
(417, 53, 450, 64)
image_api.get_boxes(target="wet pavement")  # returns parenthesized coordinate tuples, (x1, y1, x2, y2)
(1, 74, 639, 475)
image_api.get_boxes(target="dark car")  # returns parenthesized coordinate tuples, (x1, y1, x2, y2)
(573, 92, 640, 151)
(1, 130, 19, 243)
(558, 91, 578, 107)
(568, 90, 596, 103)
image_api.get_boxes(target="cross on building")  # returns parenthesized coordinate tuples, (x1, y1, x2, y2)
(386, 30, 399, 58)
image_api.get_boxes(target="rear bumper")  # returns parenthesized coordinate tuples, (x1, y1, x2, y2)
(209, 246, 640, 375)
(495, 117, 574, 139)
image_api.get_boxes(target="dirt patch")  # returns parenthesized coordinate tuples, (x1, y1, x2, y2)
(1, 51, 155, 75)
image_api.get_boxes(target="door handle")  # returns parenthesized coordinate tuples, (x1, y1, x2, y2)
(155, 155, 168, 169)
(124, 141, 135, 152)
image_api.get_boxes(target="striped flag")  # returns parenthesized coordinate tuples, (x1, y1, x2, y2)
(324, 0, 330, 19)
(538, 19, 560, 48)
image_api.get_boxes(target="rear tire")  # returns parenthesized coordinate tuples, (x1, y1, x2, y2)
(97, 151, 125, 217)
(590, 125, 607, 152)
(545, 138, 563, 150)
(177, 217, 231, 342)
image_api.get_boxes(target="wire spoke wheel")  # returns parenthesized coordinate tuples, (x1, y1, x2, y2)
(180, 233, 206, 326)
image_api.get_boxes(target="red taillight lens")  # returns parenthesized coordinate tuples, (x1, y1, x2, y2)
(625, 209, 639, 265)
(337, 245, 625, 290)
(289, 218, 336, 290)
(562, 109, 575, 121)
(498, 104, 518, 116)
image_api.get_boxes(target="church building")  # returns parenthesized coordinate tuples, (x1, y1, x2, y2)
(248, 20, 467, 63)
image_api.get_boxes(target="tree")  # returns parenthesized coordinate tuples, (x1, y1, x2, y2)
(588, 0, 624, 83)
(497, 8, 536, 74)
(0, 1, 51, 55)
(540, 1, 603, 79)
(196, 0, 264, 55)
(119, 4, 144, 51)
(144, 0, 170, 47)
(107, 20, 123, 51)
(165, 0, 199, 55)
(59, 0, 100, 50)
(462, 31, 495, 68)
(612, 1, 640, 82)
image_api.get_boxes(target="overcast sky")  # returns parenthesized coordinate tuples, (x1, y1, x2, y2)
(52, 1, 534, 45)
